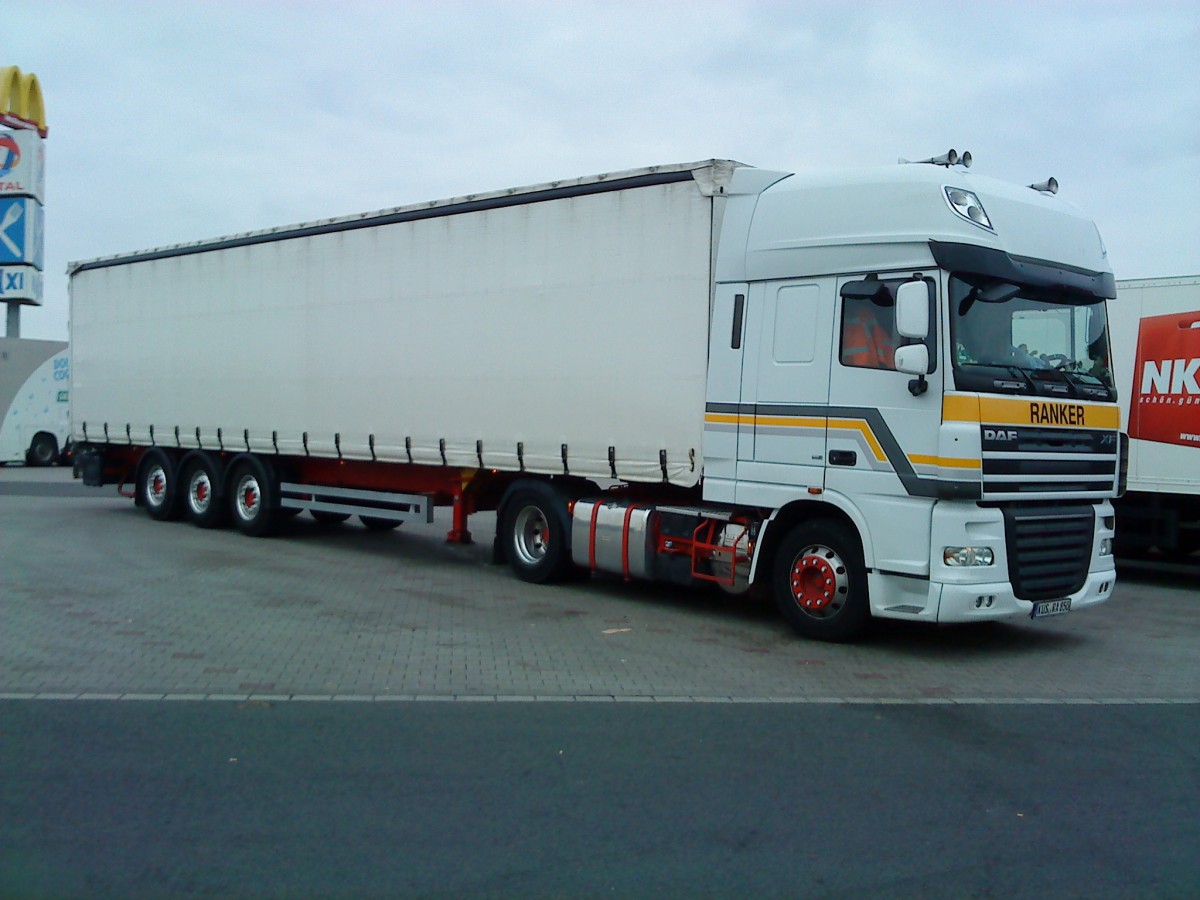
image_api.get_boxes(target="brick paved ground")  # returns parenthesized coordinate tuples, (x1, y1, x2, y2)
(2, 468, 1197, 702)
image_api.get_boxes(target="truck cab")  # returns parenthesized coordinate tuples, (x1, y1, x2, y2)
(704, 160, 1120, 635)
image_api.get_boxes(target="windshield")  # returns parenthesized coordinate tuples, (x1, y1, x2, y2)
(950, 275, 1114, 399)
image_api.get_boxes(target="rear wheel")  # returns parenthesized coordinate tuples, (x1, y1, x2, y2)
(500, 482, 574, 584)
(311, 510, 351, 525)
(26, 432, 59, 467)
(228, 455, 282, 537)
(360, 515, 401, 531)
(181, 451, 228, 528)
(137, 448, 182, 521)
(772, 519, 870, 642)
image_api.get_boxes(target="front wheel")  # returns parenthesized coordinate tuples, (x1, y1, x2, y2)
(772, 519, 870, 642)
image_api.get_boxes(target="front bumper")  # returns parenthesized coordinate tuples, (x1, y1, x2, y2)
(874, 498, 1119, 624)
(934, 566, 1116, 623)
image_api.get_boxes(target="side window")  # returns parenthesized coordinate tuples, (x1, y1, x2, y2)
(839, 275, 938, 372)
(773, 284, 820, 363)
(840, 290, 898, 371)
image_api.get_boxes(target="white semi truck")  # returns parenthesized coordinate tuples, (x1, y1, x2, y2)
(0, 337, 70, 465)
(70, 157, 1122, 640)
(1110, 275, 1200, 556)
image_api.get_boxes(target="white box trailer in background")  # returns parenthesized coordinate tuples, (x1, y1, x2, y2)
(71, 157, 1123, 641)
(1111, 275, 1200, 556)
(0, 337, 70, 465)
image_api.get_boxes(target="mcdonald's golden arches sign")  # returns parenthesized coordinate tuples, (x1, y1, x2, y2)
(0, 66, 46, 137)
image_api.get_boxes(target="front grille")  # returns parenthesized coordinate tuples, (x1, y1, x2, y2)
(981, 426, 1117, 499)
(984, 458, 1115, 476)
(981, 426, 1114, 454)
(1002, 504, 1094, 601)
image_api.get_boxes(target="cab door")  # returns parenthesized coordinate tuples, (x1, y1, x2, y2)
(825, 274, 944, 503)
(736, 279, 833, 504)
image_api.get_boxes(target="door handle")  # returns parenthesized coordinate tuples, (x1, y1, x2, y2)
(828, 450, 857, 467)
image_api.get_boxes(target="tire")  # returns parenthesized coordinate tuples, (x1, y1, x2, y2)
(772, 519, 870, 642)
(499, 482, 574, 584)
(137, 448, 183, 521)
(311, 510, 351, 525)
(360, 515, 401, 531)
(26, 432, 58, 467)
(228, 455, 282, 537)
(180, 450, 229, 528)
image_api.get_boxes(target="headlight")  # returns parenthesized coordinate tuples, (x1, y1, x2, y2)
(1099, 537, 1113, 557)
(944, 546, 995, 567)
(944, 187, 993, 231)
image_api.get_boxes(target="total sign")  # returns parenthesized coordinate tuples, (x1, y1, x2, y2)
(0, 264, 42, 303)
(0, 130, 45, 202)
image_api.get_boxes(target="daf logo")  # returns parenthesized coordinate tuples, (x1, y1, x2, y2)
(984, 429, 1019, 442)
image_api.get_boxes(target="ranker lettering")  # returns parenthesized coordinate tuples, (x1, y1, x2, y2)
(1030, 402, 1085, 426)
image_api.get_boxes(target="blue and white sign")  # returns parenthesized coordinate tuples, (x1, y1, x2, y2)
(0, 264, 43, 303)
(0, 197, 43, 270)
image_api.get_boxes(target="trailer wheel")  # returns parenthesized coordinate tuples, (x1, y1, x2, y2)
(360, 516, 401, 531)
(772, 519, 870, 642)
(180, 451, 229, 528)
(500, 482, 574, 584)
(228, 455, 281, 537)
(137, 448, 183, 521)
(26, 432, 59, 467)
(311, 511, 351, 525)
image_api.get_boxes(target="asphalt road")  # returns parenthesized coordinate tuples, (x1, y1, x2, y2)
(3, 700, 1197, 898)
(2, 467, 1198, 897)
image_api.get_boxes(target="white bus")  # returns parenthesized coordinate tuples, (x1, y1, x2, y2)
(0, 337, 70, 466)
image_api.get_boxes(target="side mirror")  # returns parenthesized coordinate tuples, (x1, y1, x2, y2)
(896, 281, 929, 339)
(894, 344, 929, 376)
(840, 280, 891, 302)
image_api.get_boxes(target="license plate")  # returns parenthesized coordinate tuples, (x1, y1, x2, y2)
(1031, 598, 1072, 619)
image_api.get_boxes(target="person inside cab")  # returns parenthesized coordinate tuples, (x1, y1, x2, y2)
(841, 297, 897, 370)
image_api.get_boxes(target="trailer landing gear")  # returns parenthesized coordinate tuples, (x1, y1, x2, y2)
(447, 494, 473, 545)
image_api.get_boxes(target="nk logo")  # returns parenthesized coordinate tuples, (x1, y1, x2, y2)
(1140, 358, 1200, 397)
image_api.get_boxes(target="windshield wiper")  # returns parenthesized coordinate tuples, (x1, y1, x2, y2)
(1059, 369, 1114, 399)
(986, 365, 1034, 392)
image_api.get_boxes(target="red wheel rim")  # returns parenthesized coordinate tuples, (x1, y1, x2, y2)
(791, 553, 837, 610)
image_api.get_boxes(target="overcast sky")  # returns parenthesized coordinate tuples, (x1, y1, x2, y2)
(7, 0, 1199, 340)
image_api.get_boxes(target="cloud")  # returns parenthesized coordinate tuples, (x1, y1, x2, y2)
(6, 0, 1199, 339)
